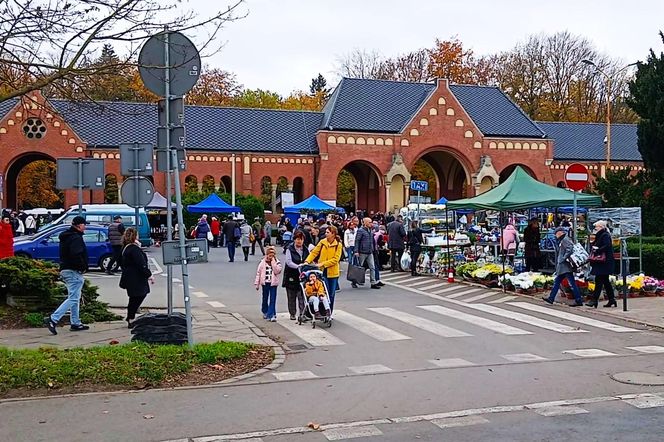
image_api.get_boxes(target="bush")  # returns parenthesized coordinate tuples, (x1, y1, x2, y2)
(626, 242, 664, 279)
(626, 236, 664, 246)
(23, 313, 44, 327)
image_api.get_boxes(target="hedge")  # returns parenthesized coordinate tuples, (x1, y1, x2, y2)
(626, 242, 664, 279)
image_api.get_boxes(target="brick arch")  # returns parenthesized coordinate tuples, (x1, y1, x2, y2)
(411, 146, 473, 200)
(337, 159, 383, 213)
(5, 151, 57, 210)
(410, 146, 474, 186)
(499, 163, 536, 183)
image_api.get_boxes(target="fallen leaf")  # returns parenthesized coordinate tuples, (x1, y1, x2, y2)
(210, 364, 225, 370)
(307, 422, 320, 431)
(102, 411, 109, 414)
(38, 420, 47, 424)
(315, 363, 323, 367)
(143, 414, 155, 420)
(109, 340, 120, 345)
(47, 382, 54, 388)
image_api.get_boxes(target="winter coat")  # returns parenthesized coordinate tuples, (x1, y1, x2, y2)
(590, 228, 615, 276)
(254, 257, 282, 287)
(305, 237, 342, 278)
(0, 223, 14, 258)
(108, 221, 125, 246)
(407, 228, 424, 252)
(240, 224, 252, 247)
(263, 222, 272, 239)
(119, 243, 152, 297)
(554, 234, 575, 275)
(222, 220, 238, 242)
(523, 225, 541, 258)
(354, 227, 374, 254)
(195, 220, 210, 239)
(210, 219, 221, 235)
(386, 221, 406, 250)
(59, 227, 88, 272)
(343, 227, 357, 249)
(283, 244, 309, 289)
(501, 225, 518, 251)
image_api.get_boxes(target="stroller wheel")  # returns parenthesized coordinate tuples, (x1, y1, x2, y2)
(312, 321, 316, 329)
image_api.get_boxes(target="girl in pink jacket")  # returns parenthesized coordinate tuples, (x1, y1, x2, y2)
(254, 246, 283, 322)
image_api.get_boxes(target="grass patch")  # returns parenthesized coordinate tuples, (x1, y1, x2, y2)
(0, 341, 255, 392)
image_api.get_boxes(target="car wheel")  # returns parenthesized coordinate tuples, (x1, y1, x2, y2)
(99, 254, 116, 272)
(14, 252, 31, 259)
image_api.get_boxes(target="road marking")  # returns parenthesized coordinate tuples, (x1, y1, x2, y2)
(419, 282, 449, 291)
(149, 257, 163, 275)
(348, 364, 393, 375)
(627, 345, 664, 354)
(323, 425, 383, 440)
(173, 277, 182, 283)
(381, 272, 411, 280)
(418, 305, 532, 335)
(533, 405, 589, 416)
(333, 310, 411, 341)
(461, 292, 496, 303)
(563, 349, 617, 358)
(409, 279, 441, 287)
(489, 295, 518, 303)
(463, 303, 587, 333)
(622, 394, 664, 409)
(430, 415, 489, 429)
(272, 371, 318, 381)
(428, 358, 475, 368)
(276, 313, 345, 346)
(193, 291, 209, 298)
(509, 302, 639, 332)
(433, 286, 462, 295)
(368, 307, 471, 338)
(446, 288, 484, 299)
(206, 301, 225, 308)
(501, 353, 548, 363)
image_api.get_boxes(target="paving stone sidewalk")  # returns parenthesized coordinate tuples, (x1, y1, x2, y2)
(0, 309, 273, 350)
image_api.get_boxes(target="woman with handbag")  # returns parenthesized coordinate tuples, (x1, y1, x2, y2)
(586, 220, 616, 308)
(119, 228, 154, 328)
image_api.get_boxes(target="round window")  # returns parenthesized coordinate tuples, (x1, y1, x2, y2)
(22, 118, 47, 139)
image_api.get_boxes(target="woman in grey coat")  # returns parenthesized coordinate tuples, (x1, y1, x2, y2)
(543, 227, 584, 306)
(240, 221, 252, 261)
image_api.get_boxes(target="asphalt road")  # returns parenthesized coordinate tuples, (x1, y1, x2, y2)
(4, 246, 664, 442)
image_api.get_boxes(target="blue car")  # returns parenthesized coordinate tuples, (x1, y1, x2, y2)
(13, 224, 117, 272)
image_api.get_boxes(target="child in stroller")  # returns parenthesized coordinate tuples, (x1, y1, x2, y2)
(300, 269, 332, 327)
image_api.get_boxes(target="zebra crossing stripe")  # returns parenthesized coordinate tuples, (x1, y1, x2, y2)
(626, 345, 664, 354)
(276, 313, 345, 346)
(192, 291, 209, 298)
(368, 307, 471, 338)
(461, 292, 496, 303)
(533, 405, 589, 416)
(418, 305, 532, 335)
(428, 358, 475, 368)
(419, 282, 449, 290)
(446, 288, 484, 299)
(323, 425, 383, 440)
(463, 303, 587, 333)
(489, 295, 518, 303)
(409, 279, 441, 287)
(206, 301, 225, 308)
(431, 415, 489, 429)
(501, 353, 548, 362)
(509, 302, 639, 332)
(273, 371, 318, 381)
(433, 286, 461, 295)
(563, 349, 617, 358)
(333, 310, 411, 341)
(383, 275, 412, 283)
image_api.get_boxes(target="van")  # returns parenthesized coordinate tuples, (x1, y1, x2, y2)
(38, 204, 152, 246)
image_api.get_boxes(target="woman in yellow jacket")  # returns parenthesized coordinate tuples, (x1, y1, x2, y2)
(305, 225, 342, 313)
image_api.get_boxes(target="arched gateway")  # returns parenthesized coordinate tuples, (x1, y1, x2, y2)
(0, 81, 641, 212)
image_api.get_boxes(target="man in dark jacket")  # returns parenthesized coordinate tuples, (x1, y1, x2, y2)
(354, 217, 381, 289)
(44, 216, 90, 334)
(106, 215, 125, 274)
(222, 217, 239, 262)
(543, 228, 583, 306)
(387, 215, 407, 272)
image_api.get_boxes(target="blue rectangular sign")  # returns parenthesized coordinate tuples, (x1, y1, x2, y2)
(410, 180, 429, 192)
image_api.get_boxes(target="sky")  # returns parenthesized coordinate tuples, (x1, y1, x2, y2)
(187, 0, 664, 95)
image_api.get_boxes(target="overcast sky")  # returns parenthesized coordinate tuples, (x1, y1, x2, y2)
(189, 0, 664, 95)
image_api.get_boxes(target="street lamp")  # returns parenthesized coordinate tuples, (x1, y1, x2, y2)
(581, 59, 637, 174)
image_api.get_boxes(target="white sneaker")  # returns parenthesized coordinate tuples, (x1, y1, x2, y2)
(270, 317, 277, 322)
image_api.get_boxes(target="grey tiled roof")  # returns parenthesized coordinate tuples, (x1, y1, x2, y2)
(321, 78, 436, 133)
(538, 122, 640, 162)
(50, 100, 323, 153)
(0, 99, 17, 119)
(448, 84, 546, 138)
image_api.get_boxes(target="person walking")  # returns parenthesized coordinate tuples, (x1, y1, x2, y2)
(387, 215, 406, 272)
(119, 228, 153, 328)
(222, 217, 239, 262)
(24, 214, 37, 235)
(240, 220, 252, 261)
(44, 216, 90, 335)
(251, 217, 265, 256)
(304, 225, 342, 313)
(194, 215, 211, 251)
(343, 218, 357, 272)
(210, 216, 221, 248)
(254, 246, 282, 322)
(107, 215, 125, 274)
(407, 220, 424, 276)
(263, 220, 273, 246)
(543, 227, 584, 306)
(353, 217, 381, 289)
(0, 215, 14, 259)
(283, 231, 309, 321)
(523, 217, 541, 272)
(586, 220, 617, 308)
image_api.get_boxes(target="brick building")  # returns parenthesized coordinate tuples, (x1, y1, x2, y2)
(0, 78, 643, 212)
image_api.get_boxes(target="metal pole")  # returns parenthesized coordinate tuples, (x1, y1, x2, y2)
(164, 31, 173, 316)
(231, 153, 236, 208)
(173, 149, 193, 347)
(416, 190, 421, 226)
(606, 77, 612, 171)
(572, 191, 578, 242)
(622, 239, 628, 312)
(445, 205, 451, 281)
(133, 143, 140, 230)
(77, 159, 84, 215)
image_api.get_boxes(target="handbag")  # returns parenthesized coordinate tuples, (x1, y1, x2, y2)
(206, 231, 213, 241)
(249, 231, 256, 243)
(346, 256, 366, 284)
(588, 250, 606, 264)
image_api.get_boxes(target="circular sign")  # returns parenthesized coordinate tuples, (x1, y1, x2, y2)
(565, 163, 590, 191)
(121, 177, 155, 208)
(138, 31, 201, 97)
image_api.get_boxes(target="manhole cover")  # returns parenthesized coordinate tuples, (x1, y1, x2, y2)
(611, 372, 664, 386)
(288, 344, 309, 351)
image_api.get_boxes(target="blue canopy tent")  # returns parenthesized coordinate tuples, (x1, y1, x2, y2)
(284, 195, 338, 226)
(436, 196, 448, 205)
(187, 194, 241, 213)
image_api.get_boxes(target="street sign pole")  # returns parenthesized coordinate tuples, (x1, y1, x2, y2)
(416, 190, 421, 225)
(77, 159, 84, 215)
(572, 190, 578, 241)
(164, 30, 174, 316)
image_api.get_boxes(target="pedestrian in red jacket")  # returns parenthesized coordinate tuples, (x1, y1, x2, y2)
(210, 216, 221, 248)
(0, 215, 14, 259)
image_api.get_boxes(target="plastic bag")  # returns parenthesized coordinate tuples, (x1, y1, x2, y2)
(207, 231, 213, 241)
(401, 250, 411, 271)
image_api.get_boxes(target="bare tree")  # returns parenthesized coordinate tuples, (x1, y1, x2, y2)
(0, 0, 245, 103)
(335, 49, 392, 80)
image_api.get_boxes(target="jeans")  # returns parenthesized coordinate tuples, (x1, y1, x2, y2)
(390, 248, 404, 271)
(345, 246, 355, 272)
(547, 272, 583, 304)
(309, 296, 330, 315)
(410, 249, 421, 275)
(51, 270, 85, 325)
(357, 253, 376, 284)
(373, 252, 381, 282)
(227, 241, 236, 262)
(261, 284, 278, 319)
(323, 275, 338, 313)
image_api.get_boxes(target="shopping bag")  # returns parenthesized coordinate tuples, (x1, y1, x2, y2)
(401, 250, 411, 271)
(346, 257, 366, 284)
(206, 231, 213, 241)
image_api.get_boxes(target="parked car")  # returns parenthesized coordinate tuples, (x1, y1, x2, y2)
(13, 224, 117, 272)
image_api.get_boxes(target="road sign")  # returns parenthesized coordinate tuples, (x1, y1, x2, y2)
(565, 163, 589, 191)
(121, 176, 155, 208)
(161, 239, 209, 265)
(56, 158, 105, 190)
(410, 180, 429, 192)
(157, 126, 185, 149)
(158, 97, 185, 126)
(156, 149, 186, 172)
(119, 143, 154, 177)
(138, 31, 201, 97)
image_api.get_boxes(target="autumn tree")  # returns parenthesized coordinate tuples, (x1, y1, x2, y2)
(16, 161, 63, 209)
(336, 170, 355, 210)
(104, 174, 119, 203)
(410, 160, 437, 201)
(201, 175, 216, 194)
(310, 74, 330, 97)
(186, 68, 242, 106)
(0, 0, 245, 103)
(427, 38, 476, 84)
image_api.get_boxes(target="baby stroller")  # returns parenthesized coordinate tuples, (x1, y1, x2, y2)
(282, 230, 293, 254)
(298, 264, 332, 329)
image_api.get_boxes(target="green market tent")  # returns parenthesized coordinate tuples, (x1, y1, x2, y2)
(446, 166, 602, 211)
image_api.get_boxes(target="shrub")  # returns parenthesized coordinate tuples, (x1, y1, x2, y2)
(626, 242, 664, 279)
(23, 313, 44, 327)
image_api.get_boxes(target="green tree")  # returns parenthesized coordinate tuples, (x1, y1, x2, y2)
(230, 89, 283, 109)
(309, 73, 329, 97)
(336, 170, 355, 209)
(410, 160, 437, 201)
(104, 174, 119, 203)
(201, 176, 216, 194)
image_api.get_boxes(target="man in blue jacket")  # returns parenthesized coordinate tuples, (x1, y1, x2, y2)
(354, 217, 382, 289)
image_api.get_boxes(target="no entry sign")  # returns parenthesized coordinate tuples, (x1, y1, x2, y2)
(565, 163, 589, 191)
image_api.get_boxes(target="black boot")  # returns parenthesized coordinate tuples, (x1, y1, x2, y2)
(604, 300, 617, 307)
